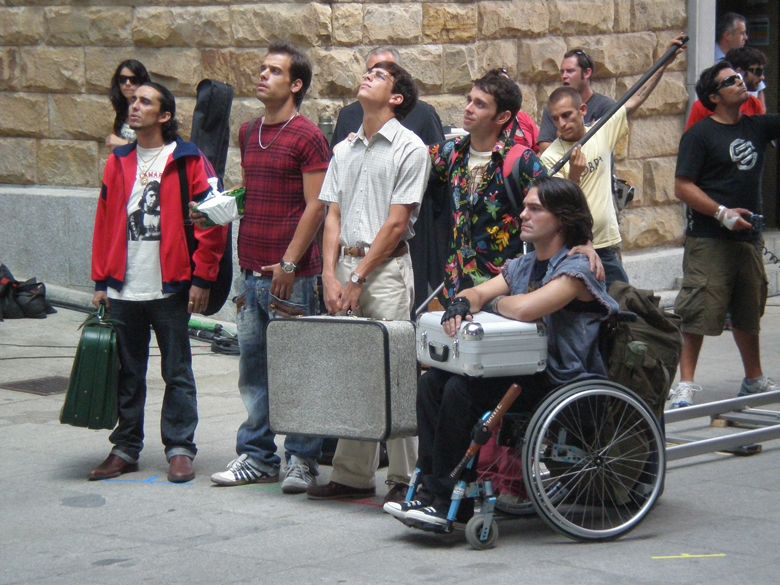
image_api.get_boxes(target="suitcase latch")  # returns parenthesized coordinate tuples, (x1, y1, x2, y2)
(461, 322, 484, 341)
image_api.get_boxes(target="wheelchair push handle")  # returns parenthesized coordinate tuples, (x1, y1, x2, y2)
(449, 383, 522, 480)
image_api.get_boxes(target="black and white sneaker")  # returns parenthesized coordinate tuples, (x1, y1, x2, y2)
(383, 499, 427, 521)
(405, 505, 450, 527)
(210, 454, 278, 486)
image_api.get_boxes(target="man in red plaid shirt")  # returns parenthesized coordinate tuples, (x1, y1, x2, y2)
(210, 42, 332, 494)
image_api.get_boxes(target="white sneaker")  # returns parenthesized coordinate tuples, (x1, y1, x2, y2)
(739, 376, 778, 396)
(668, 381, 702, 409)
(281, 455, 318, 494)
(210, 454, 278, 486)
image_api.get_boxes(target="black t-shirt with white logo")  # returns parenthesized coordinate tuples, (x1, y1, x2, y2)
(675, 114, 780, 241)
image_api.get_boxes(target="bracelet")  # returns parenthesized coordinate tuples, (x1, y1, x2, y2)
(714, 205, 726, 222)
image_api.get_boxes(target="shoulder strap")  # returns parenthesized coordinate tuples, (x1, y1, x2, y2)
(177, 157, 197, 260)
(241, 118, 260, 160)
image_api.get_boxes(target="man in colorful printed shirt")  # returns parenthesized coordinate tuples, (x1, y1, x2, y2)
(429, 69, 547, 300)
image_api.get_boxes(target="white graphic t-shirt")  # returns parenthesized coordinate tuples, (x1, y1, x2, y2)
(109, 142, 177, 301)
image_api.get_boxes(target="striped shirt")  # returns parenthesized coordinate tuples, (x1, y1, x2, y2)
(238, 115, 331, 276)
(319, 117, 430, 246)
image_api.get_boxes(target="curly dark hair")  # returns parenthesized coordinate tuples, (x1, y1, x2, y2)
(370, 60, 418, 120)
(695, 61, 734, 112)
(724, 46, 767, 71)
(473, 69, 522, 128)
(532, 176, 593, 247)
(138, 82, 180, 144)
(109, 59, 151, 135)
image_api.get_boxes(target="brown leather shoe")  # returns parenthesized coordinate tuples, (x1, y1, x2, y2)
(383, 480, 410, 504)
(88, 453, 138, 481)
(306, 481, 375, 500)
(167, 455, 195, 483)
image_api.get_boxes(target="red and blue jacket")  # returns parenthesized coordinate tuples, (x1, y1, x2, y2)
(92, 138, 227, 294)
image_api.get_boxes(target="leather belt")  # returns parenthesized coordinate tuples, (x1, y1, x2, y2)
(341, 241, 408, 258)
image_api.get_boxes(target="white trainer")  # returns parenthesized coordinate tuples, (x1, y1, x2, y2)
(668, 381, 702, 409)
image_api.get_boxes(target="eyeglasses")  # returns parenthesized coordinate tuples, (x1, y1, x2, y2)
(716, 72, 743, 91)
(362, 69, 392, 82)
(119, 75, 138, 86)
(746, 66, 765, 77)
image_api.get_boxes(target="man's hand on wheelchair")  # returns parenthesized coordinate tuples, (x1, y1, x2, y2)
(441, 296, 472, 337)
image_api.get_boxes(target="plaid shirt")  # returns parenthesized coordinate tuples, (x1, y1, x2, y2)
(238, 115, 331, 276)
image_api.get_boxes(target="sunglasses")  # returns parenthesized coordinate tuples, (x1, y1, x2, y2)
(572, 50, 594, 71)
(746, 66, 765, 77)
(119, 75, 138, 86)
(716, 72, 743, 91)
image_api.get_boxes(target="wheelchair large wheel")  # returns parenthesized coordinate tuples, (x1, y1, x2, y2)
(522, 380, 665, 541)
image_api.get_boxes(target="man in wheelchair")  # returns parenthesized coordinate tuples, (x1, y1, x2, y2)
(386, 176, 619, 527)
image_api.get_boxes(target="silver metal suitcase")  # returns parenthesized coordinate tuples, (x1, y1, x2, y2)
(416, 311, 547, 378)
(267, 316, 417, 440)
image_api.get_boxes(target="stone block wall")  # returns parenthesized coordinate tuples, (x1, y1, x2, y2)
(0, 0, 689, 249)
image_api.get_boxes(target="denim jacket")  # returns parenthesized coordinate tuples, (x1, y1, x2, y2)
(503, 248, 618, 385)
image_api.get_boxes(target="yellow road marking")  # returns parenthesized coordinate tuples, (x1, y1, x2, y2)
(652, 553, 727, 560)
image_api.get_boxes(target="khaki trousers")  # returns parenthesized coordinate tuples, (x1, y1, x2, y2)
(329, 252, 418, 488)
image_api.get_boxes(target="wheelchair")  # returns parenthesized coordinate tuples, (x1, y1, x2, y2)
(399, 378, 666, 549)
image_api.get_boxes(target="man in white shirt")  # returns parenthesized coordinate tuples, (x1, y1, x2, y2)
(307, 61, 430, 502)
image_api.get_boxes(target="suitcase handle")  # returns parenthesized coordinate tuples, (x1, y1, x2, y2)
(427, 341, 450, 362)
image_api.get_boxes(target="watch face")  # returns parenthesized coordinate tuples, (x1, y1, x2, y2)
(281, 261, 295, 273)
(350, 273, 359, 284)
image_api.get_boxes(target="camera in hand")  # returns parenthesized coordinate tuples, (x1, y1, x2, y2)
(750, 213, 765, 232)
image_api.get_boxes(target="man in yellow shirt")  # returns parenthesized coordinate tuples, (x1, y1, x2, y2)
(540, 36, 685, 288)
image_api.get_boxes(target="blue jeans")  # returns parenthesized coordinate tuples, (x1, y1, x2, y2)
(597, 246, 629, 291)
(235, 273, 322, 473)
(108, 294, 197, 463)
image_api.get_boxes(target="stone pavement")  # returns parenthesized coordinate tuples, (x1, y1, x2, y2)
(1, 298, 779, 585)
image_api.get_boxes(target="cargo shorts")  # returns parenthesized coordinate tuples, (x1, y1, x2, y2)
(674, 236, 767, 336)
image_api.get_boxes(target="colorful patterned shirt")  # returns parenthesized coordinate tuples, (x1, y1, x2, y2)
(430, 133, 547, 299)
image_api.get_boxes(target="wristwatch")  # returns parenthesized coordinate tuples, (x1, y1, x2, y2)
(350, 271, 366, 285)
(280, 260, 297, 274)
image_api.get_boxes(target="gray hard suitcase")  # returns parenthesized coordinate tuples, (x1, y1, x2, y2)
(267, 316, 417, 441)
(416, 311, 547, 378)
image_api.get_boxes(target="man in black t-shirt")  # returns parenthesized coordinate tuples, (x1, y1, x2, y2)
(671, 61, 780, 408)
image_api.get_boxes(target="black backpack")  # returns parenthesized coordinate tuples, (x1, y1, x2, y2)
(177, 157, 232, 316)
(605, 281, 683, 419)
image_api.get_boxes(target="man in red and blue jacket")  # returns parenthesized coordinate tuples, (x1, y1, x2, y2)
(89, 81, 227, 484)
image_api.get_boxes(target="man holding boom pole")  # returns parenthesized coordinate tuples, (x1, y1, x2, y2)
(540, 35, 686, 290)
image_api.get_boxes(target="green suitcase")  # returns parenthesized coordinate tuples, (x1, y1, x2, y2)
(60, 305, 120, 430)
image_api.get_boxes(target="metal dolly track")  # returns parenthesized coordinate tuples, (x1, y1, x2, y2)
(664, 390, 780, 461)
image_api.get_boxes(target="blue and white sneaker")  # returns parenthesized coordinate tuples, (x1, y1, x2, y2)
(669, 381, 702, 409)
(739, 376, 778, 396)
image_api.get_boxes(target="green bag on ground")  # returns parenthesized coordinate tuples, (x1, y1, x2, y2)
(60, 305, 120, 430)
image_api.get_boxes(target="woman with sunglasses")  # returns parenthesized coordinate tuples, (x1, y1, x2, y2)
(106, 59, 151, 152)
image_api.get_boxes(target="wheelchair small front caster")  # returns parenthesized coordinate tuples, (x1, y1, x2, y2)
(465, 515, 498, 550)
